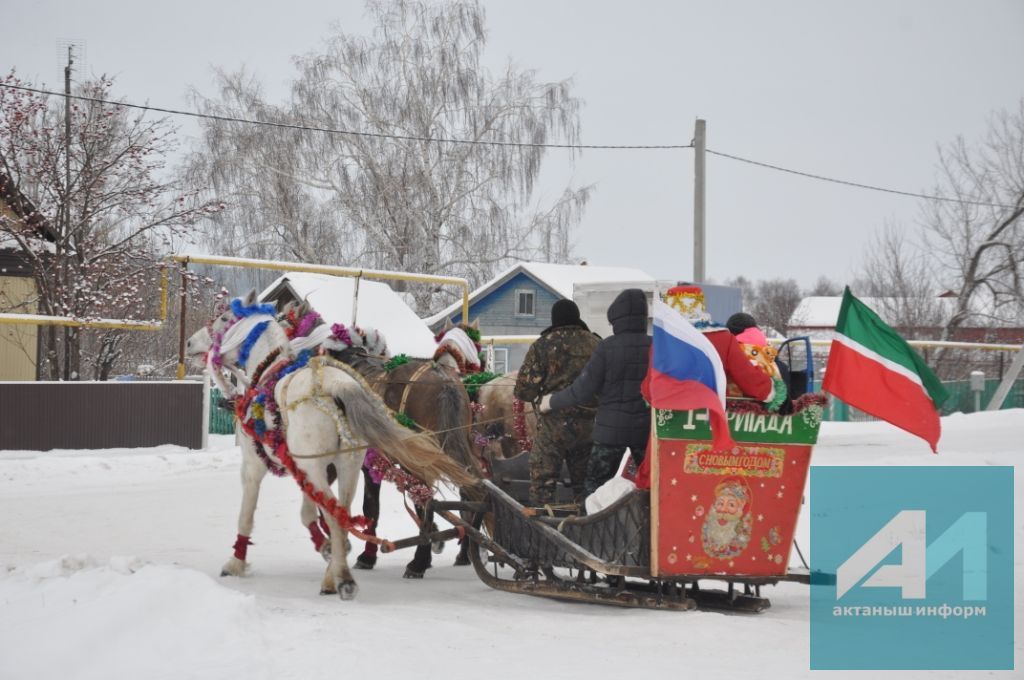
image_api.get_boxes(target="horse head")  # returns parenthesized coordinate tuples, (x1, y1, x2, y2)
(203, 290, 289, 380)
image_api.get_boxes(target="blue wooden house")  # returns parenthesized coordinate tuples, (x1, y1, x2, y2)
(426, 262, 654, 372)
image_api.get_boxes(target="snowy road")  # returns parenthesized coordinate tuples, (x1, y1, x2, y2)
(1, 412, 1021, 679)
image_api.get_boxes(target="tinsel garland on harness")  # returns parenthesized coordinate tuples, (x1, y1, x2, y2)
(461, 370, 501, 398)
(362, 448, 434, 507)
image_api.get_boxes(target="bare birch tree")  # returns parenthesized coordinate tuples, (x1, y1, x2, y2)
(856, 224, 945, 339)
(923, 100, 1024, 335)
(187, 0, 590, 314)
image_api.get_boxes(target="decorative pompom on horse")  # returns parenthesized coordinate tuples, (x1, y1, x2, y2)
(433, 318, 484, 374)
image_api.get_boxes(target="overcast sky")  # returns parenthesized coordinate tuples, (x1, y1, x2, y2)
(3, 0, 1022, 289)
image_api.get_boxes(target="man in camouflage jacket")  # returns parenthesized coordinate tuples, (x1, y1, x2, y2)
(514, 299, 600, 505)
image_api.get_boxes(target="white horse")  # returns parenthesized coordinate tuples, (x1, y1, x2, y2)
(194, 291, 477, 599)
(187, 299, 389, 571)
(186, 303, 483, 579)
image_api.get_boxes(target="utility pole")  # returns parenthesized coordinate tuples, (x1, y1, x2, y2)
(693, 118, 706, 283)
(62, 46, 73, 380)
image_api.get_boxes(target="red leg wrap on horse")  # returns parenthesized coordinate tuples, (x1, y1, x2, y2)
(307, 521, 327, 551)
(232, 534, 252, 561)
(363, 526, 379, 557)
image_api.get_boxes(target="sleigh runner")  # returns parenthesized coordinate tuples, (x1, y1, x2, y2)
(401, 395, 827, 613)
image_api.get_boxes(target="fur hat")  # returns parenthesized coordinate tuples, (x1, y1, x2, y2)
(551, 299, 584, 328)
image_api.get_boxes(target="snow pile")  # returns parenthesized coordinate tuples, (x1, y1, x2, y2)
(0, 555, 270, 680)
(0, 435, 239, 491)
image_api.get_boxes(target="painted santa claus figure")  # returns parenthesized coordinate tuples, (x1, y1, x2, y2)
(701, 476, 753, 559)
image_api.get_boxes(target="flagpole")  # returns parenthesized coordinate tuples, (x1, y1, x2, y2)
(649, 408, 661, 577)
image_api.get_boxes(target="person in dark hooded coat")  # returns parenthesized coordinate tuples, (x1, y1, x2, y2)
(540, 288, 651, 496)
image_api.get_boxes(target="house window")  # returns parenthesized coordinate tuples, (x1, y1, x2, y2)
(515, 289, 535, 317)
(491, 348, 509, 374)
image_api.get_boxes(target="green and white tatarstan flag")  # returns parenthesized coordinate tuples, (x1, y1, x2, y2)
(822, 287, 950, 452)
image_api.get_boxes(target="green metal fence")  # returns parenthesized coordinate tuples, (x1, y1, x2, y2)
(209, 387, 236, 434)
(823, 378, 1024, 422)
(940, 377, 1024, 415)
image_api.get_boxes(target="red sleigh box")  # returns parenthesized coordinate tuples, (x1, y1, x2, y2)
(650, 400, 824, 578)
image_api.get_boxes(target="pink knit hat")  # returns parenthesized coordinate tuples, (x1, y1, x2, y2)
(735, 326, 768, 346)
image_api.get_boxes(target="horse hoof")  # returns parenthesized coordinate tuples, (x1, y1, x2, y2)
(354, 554, 376, 570)
(339, 581, 358, 600)
(220, 558, 247, 577)
(403, 568, 426, 579)
(431, 540, 445, 555)
(320, 587, 337, 596)
(453, 554, 471, 567)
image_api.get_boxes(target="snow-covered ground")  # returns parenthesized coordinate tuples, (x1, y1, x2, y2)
(1, 411, 1020, 680)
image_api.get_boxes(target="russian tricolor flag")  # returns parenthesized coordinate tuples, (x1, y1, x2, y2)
(641, 299, 736, 452)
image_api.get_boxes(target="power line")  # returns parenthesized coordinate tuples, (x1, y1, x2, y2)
(3, 82, 1017, 210)
(706, 148, 1018, 210)
(0, 82, 693, 151)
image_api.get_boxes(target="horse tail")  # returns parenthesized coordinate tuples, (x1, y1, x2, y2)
(329, 377, 479, 492)
(433, 374, 485, 499)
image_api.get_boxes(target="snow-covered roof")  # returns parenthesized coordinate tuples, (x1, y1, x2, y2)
(787, 297, 851, 328)
(259, 272, 438, 358)
(425, 261, 655, 325)
(788, 295, 962, 329)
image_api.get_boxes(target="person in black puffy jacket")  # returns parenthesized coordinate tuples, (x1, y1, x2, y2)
(539, 288, 651, 496)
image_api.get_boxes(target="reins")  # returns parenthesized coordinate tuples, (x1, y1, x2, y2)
(284, 413, 514, 459)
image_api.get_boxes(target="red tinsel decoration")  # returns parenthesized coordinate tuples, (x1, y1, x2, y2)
(511, 398, 533, 453)
(307, 520, 328, 552)
(724, 392, 829, 417)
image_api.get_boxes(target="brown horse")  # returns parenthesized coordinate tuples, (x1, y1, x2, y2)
(332, 347, 480, 577)
(474, 372, 538, 460)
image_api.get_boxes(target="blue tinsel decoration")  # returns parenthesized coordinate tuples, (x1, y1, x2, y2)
(237, 320, 272, 368)
(278, 349, 313, 380)
(231, 298, 277, 319)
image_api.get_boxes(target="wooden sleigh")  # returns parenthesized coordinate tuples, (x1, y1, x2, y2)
(391, 394, 830, 613)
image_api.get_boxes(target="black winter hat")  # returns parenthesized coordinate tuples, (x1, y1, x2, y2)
(726, 312, 758, 336)
(551, 299, 583, 328)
